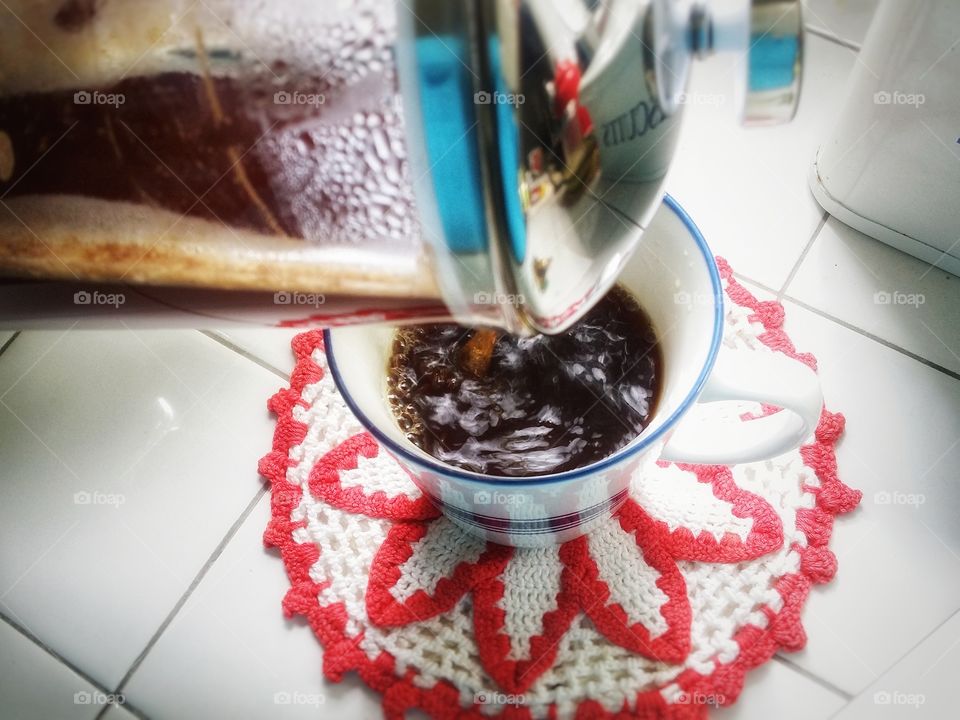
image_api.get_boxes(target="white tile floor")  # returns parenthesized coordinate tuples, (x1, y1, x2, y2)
(4, 2, 960, 718)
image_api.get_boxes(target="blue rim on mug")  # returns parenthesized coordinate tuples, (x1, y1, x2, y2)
(323, 194, 724, 489)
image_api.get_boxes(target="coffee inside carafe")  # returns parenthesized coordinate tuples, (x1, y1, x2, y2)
(0, 0, 434, 295)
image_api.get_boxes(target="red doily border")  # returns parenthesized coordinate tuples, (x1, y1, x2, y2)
(258, 259, 862, 719)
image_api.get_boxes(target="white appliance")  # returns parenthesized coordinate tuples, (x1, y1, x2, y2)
(809, 0, 960, 277)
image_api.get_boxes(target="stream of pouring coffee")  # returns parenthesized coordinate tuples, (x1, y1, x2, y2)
(458, 328, 500, 379)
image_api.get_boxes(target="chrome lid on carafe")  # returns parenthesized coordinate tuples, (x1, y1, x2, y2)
(397, 0, 803, 335)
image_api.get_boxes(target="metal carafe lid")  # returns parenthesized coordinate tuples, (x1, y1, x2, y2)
(398, 0, 803, 335)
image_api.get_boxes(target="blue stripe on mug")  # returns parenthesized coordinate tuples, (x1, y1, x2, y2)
(432, 489, 629, 535)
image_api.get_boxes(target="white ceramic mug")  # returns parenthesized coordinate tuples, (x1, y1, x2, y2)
(324, 196, 823, 547)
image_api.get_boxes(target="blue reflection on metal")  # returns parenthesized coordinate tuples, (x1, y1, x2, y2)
(749, 35, 798, 92)
(416, 36, 488, 253)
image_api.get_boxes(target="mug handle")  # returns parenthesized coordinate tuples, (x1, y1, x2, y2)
(659, 348, 823, 465)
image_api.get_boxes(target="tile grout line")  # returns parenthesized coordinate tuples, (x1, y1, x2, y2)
(773, 654, 855, 701)
(779, 212, 830, 299)
(0, 331, 20, 358)
(732, 271, 780, 297)
(198, 330, 290, 381)
(804, 24, 863, 53)
(101, 699, 151, 720)
(782, 295, 960, 382)
(0, 611, 151, 719)
(95, 486, 269, 719)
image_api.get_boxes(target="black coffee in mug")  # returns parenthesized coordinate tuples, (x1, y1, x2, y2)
(387, 286, 663, 477)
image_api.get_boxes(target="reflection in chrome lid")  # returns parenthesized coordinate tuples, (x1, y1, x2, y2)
(398, 0, 803, 335)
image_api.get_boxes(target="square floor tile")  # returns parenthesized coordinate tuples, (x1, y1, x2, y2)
(786, 217, 960, 376)
(714, 660, 846, 720)
(665, 34, 856, 289)
(804, 0, 881, 46)
(0, 330, 280, 688)
(833, 609, 960, 719)
(0, 618, 101, 720)
(123, 495, 384, 720)
(775, 300, 960, 695)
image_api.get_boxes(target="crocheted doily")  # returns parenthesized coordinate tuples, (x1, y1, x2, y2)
(259, 259, 861, 719)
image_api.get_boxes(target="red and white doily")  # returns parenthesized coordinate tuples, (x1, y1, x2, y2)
(259, 260, 861, 719)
